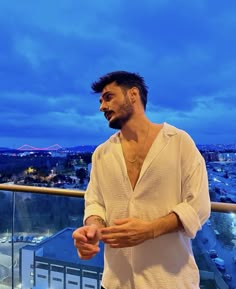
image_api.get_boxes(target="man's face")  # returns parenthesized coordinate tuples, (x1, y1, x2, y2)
(99, 82, 134, 129)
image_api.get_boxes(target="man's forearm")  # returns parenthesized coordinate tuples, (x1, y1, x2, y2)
(151, 212, 184, 238)
(85, 215, 106, 228)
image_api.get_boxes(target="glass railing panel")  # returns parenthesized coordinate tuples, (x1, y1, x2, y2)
(193, 212, 236, 289)
(0, 189, 13, 289)
(1, 185, 236, 289)
(1, 190, 103, 289)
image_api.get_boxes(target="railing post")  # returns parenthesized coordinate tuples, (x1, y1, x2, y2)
(11, 191, 15, 289)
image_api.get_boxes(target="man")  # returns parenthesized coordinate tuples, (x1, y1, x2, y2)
(72, 71, 211, 289)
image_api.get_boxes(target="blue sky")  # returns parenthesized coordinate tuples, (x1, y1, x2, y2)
(0, 0, 236, 148)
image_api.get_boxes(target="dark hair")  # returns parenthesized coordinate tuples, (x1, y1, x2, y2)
(91, 71, 148, 110)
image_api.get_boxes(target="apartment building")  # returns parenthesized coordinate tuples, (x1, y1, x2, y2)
(20, 227, 104, 289)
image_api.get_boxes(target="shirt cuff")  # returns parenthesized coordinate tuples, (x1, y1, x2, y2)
(172, 202, 202, 238)
(84, 204, 106, 224)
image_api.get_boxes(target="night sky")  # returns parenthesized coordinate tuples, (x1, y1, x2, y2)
(1, 1, 236, 149)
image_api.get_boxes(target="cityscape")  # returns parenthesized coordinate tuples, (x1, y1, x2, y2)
(0, 143, 236, 289)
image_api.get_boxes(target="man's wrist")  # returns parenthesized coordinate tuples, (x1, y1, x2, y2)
(85, 215, 106, 228)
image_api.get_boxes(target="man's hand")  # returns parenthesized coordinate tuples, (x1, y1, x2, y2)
(100, 218, 153, 248)
(72, 224, 101, 259)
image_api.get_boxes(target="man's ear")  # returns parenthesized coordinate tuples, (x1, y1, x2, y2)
(129, 87, 139, 104)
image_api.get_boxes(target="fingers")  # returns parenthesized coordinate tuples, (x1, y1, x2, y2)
(72, 225, 100, 242)
(101, 233, 126, 242)
(100, 218, 151, 248)
(101, 218, 132, 234)
(72, 226, 101, 260)
(72, 229, 88, 243)
(101, 237, 135, 248)
(77, 246, 100, 259)
(100, 219, 131, 242)
(74, 239, 100, 260)
(101, 224, 127, 235)
(87, 224, 100, 240)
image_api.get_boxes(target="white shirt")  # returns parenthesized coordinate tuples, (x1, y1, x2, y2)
(84, 123, 211, 289)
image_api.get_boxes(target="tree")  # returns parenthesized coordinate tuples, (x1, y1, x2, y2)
(76, 168, 87, 184)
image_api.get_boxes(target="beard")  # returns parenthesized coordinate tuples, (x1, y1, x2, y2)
(108, 96, 134, 130)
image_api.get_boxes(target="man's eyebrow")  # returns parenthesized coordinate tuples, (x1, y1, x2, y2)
(101, 91, 111, 99)
(100, 91, 112, 103)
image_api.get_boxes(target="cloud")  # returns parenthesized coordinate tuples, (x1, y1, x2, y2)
(0, 0, 235, 147)
(147, 93, 236, 144)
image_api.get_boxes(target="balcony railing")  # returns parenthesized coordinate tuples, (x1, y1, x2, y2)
(0, 184, 236, 289)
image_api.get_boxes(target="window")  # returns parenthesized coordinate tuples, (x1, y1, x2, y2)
(67, 268, 80, 276)
(53, 277, 62, 282)
(51, 265, 64, 272)
(68, 281, 78, 285)
(36, 262, 48, 270)
(85, 285, 95, 289)
(37, 274, 47, 279)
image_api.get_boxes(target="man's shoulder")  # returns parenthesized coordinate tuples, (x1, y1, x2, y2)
(93, 132, 119, 154)
(163, 122, 187, 136)
(163, 123, 196, 145)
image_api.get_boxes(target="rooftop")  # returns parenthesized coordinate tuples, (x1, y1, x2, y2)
(21, 227, 104, 268)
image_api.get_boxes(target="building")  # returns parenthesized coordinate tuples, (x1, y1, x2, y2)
(20, 228, 104, 289)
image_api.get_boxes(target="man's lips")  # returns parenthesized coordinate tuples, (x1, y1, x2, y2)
(105, 111, 113, 120)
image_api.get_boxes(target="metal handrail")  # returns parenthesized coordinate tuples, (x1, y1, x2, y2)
(0, 184, 236, 213)
(211, 201, 236, 213)
(0, 183, 84, 197)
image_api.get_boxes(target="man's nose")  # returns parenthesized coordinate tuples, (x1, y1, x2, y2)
(100, 101, 109, 112)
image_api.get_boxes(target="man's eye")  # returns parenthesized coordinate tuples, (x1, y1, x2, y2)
(105, 95, 111, 101)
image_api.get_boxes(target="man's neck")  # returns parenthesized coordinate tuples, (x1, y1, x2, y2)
(120, 117, 151, 142)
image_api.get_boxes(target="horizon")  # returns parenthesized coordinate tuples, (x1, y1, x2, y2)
(1, 142, 236, 151)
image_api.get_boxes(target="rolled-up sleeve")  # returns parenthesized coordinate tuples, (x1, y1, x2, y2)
(83, 150, 106, 223)
(172, 134, 211, 238)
